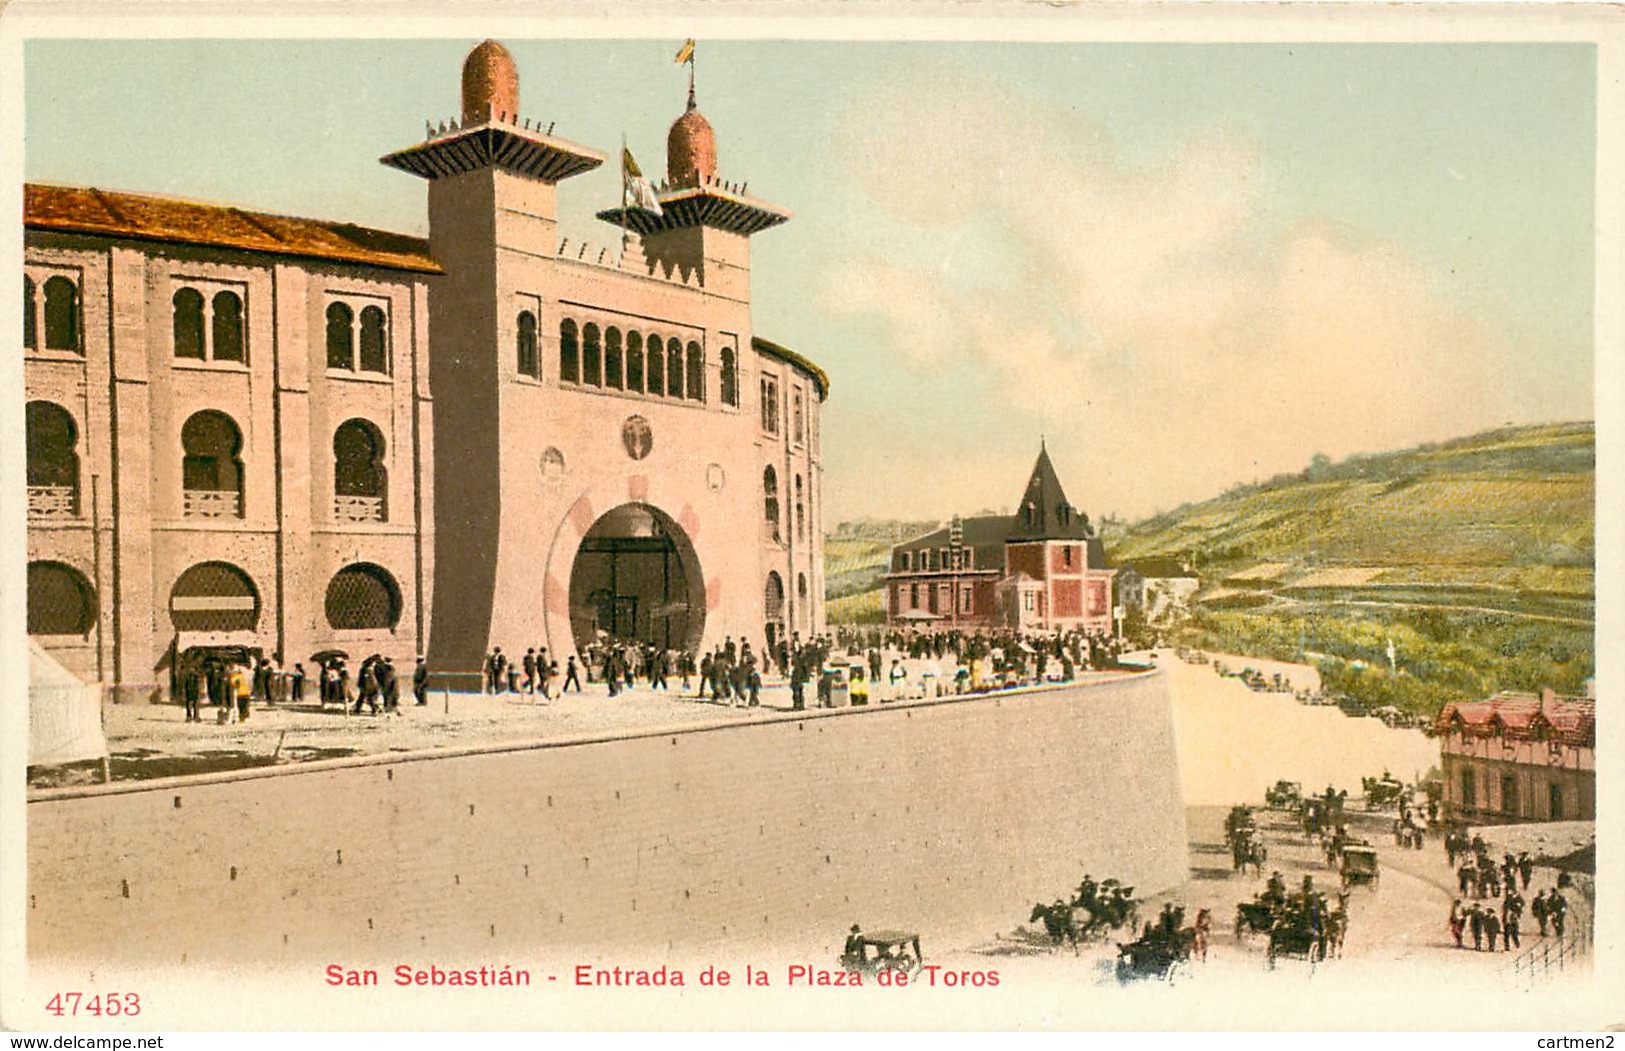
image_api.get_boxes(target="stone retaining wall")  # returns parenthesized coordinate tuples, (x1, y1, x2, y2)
(27, 672, 1186, 967)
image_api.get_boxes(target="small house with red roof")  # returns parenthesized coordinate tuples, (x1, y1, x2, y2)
(1434, 688, 1595, 823)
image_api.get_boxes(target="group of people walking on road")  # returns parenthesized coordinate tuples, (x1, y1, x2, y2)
(1446, 832, 1572, 952)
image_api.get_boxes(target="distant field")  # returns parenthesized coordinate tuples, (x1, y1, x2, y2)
(1107, 421, 1595, 718)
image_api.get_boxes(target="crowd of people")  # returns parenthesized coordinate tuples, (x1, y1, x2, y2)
(171, 623, 1136, 726)
(1445, 831, 1571, 952)
(474, 624, 1135, 712)
(174, 653, 431, 723)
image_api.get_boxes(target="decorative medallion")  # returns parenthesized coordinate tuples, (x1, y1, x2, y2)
(622, 416, 653, 461)
(541, 447, 566, 486)
(706, 463, 725, 492)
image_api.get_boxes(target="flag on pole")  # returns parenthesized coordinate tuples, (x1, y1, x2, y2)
(674, 38, 696, 65)
(623, 146, 664, 216)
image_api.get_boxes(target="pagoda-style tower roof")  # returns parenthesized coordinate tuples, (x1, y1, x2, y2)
(1007, 444, 1094, 542)
(596, 86, 789, 237)
(380, 40, 604, 183)
(596, 176, 790, 237)
(381, 117, 604, 182)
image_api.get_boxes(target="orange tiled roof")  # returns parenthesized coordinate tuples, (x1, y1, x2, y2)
(1435, 691, 1595, 747)
(25, 184, 440, 274)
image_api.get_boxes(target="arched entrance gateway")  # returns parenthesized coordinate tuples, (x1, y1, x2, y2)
(567, 503, 705, 655)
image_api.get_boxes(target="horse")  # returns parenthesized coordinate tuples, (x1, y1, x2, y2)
(1322, 892, 1351, 959)
(1235, 899, 1275, 939)
(1029, 902, 1080, 953)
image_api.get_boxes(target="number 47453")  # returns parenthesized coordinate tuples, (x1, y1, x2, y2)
(45, 992, 141, 1017)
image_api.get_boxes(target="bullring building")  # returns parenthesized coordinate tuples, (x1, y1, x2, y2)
(22, 40, 827, 699)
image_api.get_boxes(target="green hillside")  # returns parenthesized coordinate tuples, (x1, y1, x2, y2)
(1108, 421, 1595, 715)
(822, 422, 1595, 714)
(824, 518, 941, 624)
(1111, 421, 1594, 614)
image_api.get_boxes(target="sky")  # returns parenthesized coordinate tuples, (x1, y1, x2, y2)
(23, 39, 1596, 524)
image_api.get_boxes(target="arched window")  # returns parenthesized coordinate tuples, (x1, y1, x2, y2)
(794, 389, 805, 443)
(23, 276, 37, 349)
(686, 341, 704, 402)
(559, 319, 580, 382)
(358, 305, 388, 374)
(764, 572, 785, 623)
(626, 332, 644, 392)
(516, 310, 538, 378)
(172, 288, 206, 359)
(181, 410, 245, 517)
(763, 465, 780, 542)
(333, 418, 388, 522)
(170, 561, 259, 632)
(26, 401, 80, 516)
(646, 335, 665, 396)
(27, 561, 96, 636)
(325, 563, 402, 630)
(605, 327, 624, 389)
(721, 346, 738, 406)
(796, 474, 805, 541)
(798, 571, 809, 605)
(583, 323, 602, 386)
(43, 276, 79, 353)
(326, 302, 355, 370)
(667, 339, 684, 399)
(212, 290, 245, 362)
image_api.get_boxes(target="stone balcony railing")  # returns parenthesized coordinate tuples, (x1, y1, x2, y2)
(27, 485, 78, 519)
(183, 488, 242, 519)
(334, 494, 385, 524)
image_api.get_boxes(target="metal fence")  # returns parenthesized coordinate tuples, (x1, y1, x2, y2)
(1509, 925, 1592, 987)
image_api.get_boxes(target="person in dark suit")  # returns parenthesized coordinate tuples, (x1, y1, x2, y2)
(562, 655, 582, 693)
(381, 657, 400, 714)
(182, 665, 201, 723)
(413, 656, 429, 706)
(290, 663, 306, 704)
(523, 649, 538, 694)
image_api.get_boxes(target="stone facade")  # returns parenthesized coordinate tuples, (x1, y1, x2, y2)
(26, 672, 1187, 965)
(23, 218, 436, 702)
(22, 40, 827, 698)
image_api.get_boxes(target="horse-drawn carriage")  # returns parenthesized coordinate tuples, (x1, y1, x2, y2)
(1300, 787, 1348, 839)
(1224, 805, 1256, 848)
(1231, 827, 1268, 878)
(1115, 908, 1198, 983)
(1340, 845, 1380, 890)
(839, 928, 923, 977)
(1267, 919, 1323, 966)
(1362, 772, 1407, 810)
(1265, 780, 1303, 810)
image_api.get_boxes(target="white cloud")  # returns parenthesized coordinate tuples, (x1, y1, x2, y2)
(821, 62, 1520, 519)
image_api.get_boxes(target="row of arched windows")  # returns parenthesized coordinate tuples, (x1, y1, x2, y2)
(172, 287, 246, 363)
(553, 318, 741, 407)
(23, 275, 81, 353)
(26, 401, 389, 523)
(27, 558, 405, 637)
(761, 467, 810, 545)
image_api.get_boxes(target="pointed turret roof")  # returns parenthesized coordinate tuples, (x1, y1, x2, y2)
(1007, 443, 1094, 542)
